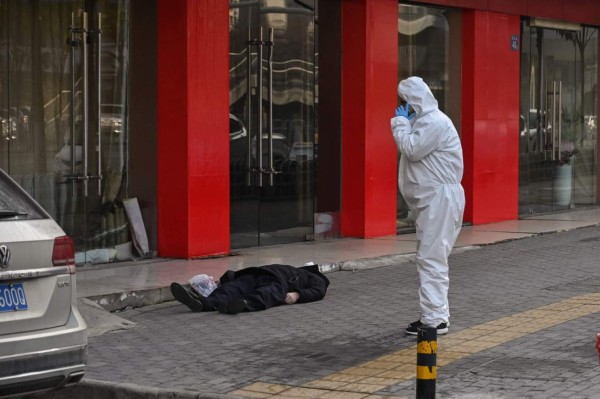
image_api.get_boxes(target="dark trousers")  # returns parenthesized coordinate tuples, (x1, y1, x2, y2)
(205, 274, 287, 311)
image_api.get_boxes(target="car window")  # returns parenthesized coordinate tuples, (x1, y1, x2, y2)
(0, 169, 47, 220)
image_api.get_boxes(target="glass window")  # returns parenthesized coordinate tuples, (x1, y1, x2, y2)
(398, 4, 449, 110)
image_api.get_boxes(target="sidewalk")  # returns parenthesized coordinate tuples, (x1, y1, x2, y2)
(47, 207, 600, 399)
(77, 208, 600, 312)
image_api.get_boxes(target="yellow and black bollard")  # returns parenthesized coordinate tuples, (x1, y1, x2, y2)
(416, 327, 437, 399)
(597, 333, 600, 362)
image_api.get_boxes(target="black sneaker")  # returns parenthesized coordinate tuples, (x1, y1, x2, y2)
(170, 282, 204, 312)
(404, 320, 448, 336)
(218, 299, 247, 315)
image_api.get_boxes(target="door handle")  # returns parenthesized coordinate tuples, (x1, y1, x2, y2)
(69, 12, 78, 195)
(257, 27, 264, 187)
(552, 81, 557, 161)
(96, 13, 103, 193)
(67, 11, 102, 193)
(82, 11, 89, 196)
(266, 28, 275, 186)
(245, 27, 277, 187)
(67, 11, 90, 195)
(548, 81, 563, 161)
(557, 81, 562, 160)
(245, 27, 253, 187)
(546, 81, 559, 161)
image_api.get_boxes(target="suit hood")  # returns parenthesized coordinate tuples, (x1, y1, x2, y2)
(397, 76, 438, 117)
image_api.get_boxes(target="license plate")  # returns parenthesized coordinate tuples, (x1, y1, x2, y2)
(0, 283, 28, 312)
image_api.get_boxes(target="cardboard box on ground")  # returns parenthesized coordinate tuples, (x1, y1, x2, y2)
(123, 197, 150, 258)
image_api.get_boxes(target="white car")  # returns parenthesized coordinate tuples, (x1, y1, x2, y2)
(0, 169, 87, 398)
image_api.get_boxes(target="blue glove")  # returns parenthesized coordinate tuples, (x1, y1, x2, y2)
(394, 104, 414, 119)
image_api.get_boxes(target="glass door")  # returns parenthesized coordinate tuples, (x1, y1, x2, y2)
(520, 22, 598, 215)
(229, 0, 316, 248)
(0, 1, 130, 264)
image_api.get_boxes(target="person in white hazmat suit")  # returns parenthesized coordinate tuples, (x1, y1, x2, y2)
(390, 76, 465, 336)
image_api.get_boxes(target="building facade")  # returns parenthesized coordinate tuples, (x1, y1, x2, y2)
(0, 0, 598, 262)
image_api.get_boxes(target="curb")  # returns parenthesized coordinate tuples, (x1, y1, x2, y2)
(87, 286, 176, 313)
(84, 222, 600, 312)
(86, 249, 488, 312)
(43, 379, 241, 399)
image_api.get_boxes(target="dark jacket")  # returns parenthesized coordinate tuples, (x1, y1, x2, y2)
(219, 264, 330, 304)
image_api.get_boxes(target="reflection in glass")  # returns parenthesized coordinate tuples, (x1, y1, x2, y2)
(397, 4, 450, 232)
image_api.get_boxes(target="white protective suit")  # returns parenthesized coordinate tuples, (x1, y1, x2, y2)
(390, 77, 465, 327)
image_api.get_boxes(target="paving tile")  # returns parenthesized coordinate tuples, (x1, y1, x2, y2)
(319, 391, 369, 399)
(276, 387, 329, 397)
(48, 225, 600, 399)
(228, 390, 271, 398)
(243, 382, 291, 394)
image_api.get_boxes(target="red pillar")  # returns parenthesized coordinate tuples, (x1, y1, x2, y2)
(461, 10, 520, 224)
(340, 0, 398, 237)
(157, 0, 230, 257)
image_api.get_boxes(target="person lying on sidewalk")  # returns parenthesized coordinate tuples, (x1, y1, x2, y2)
(170, 263, 330, 315)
